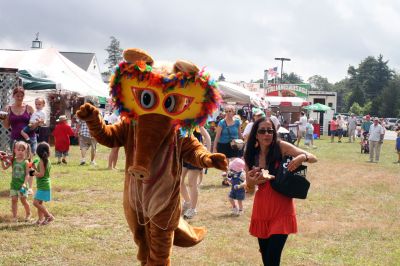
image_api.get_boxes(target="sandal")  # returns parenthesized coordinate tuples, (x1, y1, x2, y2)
(41, 215, 55, 225)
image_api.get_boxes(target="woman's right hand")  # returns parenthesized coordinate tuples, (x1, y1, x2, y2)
(247, 167, 267, 187)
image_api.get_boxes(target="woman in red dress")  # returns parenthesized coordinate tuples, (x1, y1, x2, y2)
(244, 117, 317, 266)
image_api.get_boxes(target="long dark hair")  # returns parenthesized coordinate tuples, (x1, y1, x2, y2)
(244, 117, 281, 169)
(36, 142, 50, 169)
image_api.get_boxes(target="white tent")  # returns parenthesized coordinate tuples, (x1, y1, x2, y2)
(0, 48, 108, 97)
(217, 81, 268, 108)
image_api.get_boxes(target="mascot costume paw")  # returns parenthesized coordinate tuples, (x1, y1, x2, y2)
(77, 48, 228, 265)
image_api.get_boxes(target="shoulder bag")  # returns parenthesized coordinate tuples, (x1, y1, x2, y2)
(270, 156, 310, 199)
(225, 120, 244, 151)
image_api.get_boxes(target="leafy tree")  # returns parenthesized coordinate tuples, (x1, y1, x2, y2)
(104, 36, 123, 73)
(379, 75, 400, 117)
(332, 79, 350, 113)
(349, 102, 363, 115)
(362, 101, 372, 116)
(348, 55, 393, 99)
(307, 75, 332, 91)
(281, 72, 303, 84)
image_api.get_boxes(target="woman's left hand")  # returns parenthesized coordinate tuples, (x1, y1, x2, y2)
(287, 154, 306, 172)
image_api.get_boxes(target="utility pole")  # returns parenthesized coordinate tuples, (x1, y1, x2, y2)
(274, 57, 291, 83)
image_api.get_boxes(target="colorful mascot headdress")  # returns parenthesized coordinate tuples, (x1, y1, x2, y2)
(110, 48, 221, 129)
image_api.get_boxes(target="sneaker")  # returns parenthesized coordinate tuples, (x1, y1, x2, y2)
(182, 201, 191, 213)
(231, 207, 239, 216)
(238, 209, 244, 215)
(79, 161, 86, 166)
(62, 159, 67, 164)
(183, 208, 197, 219)
(90, 161, 97, 166)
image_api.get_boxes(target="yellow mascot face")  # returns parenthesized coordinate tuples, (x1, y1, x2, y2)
(119, 76, 205, 121)
(110, 49, 221, 129)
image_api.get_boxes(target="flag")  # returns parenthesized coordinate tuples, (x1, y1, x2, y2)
(268, 67, 278, 77)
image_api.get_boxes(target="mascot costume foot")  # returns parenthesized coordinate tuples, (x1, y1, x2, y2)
(77, 48, 227, 265)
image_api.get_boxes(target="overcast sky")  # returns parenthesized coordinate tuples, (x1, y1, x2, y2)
(1, 0, 400, 83)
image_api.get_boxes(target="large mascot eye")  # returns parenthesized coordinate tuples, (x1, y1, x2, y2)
(164, 95, 176, 113)
(140, 90, 156, 109)
(162, 93, 194, 115)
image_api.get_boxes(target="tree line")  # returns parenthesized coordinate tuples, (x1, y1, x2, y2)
(104, 37, 400, 118)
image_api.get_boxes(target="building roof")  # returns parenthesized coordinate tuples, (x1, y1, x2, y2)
(60, 52, 95, 71)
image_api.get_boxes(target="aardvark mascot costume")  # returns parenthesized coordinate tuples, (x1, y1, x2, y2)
(77, 48, 227, 265)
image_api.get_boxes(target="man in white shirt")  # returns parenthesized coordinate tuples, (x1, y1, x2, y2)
(296, 111, 307, 146)
(347, 113, 357, 143)
(243, 108, 265, 141)
(368, 117, 385, 163)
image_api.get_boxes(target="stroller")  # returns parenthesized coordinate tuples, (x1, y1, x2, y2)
(279, 130, 297, 145)
(360, 132, 369, 154)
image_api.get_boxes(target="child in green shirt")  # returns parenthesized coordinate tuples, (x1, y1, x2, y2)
(32, 142, 54, 225)
(1, 141, 32, 222)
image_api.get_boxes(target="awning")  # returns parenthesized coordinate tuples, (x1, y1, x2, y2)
(218, 81, 268, 108)
(18, 70, 57, 90)
(265, 96, 309, 107)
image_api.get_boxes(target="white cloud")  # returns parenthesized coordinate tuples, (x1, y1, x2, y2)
(1, 0, 400, 83)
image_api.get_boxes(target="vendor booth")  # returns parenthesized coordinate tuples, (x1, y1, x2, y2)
(0, 48, 109, 146)
(263, 83, 309, 124)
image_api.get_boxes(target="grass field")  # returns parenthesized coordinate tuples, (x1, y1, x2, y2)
(0, 137, 399, 265)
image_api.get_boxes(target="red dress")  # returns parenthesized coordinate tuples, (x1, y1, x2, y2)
(249, 163, 297, 238)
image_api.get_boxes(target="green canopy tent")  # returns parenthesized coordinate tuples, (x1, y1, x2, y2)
(303, 103, 332, 133)
(18, 70, 57, 90)
(303, 103, 331, 112)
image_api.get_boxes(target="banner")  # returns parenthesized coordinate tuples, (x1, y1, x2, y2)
(265, 83, 310, 99)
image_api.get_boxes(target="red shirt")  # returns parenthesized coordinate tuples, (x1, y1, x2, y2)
(330, 120, 338, 131)
(52, 122, 75, 152)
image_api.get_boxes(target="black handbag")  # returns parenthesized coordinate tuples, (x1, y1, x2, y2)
(270, 156, 310, 199)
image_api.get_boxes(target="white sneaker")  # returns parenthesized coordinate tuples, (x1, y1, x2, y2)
(231, 207, 239, 216)
(238, 209, 243, 216)
(90, 161, 97, 166)
(183, 208, 197, 219)
(182, 201, 191, 213)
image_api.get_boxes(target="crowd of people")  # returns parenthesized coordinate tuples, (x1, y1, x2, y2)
(4, 87, 399, 264)
(0, 87, 121, 226)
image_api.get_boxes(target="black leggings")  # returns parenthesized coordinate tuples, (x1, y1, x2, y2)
(258, 234, 288, 266)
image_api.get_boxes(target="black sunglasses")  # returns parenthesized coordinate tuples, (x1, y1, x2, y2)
(257, 128, 274, 135)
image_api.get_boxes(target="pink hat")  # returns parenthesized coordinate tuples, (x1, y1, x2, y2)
(229, 158, 245, 173)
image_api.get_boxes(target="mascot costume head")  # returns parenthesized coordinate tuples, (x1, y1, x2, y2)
(77, 48, 227, 265)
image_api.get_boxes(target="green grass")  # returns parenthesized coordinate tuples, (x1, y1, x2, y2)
(0, 138, 399, 265)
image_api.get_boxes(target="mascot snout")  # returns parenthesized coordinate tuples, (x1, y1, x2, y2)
(128, 113, 174, 181)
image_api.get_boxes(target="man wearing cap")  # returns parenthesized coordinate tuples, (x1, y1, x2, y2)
(347, 113, 357, 143)
(243, 108, 265, 141)
(361, 115, 373, 135)
(368, 117, 385, 163)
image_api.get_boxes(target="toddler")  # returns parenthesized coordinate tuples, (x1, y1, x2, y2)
(32, 142, 54, 225)
(305, 119, 316, 148)
(227, 158, 246, 216)
(0, 141, 32, 222)
(52, 115, 75, 164)
(21, 97, 46, 143)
